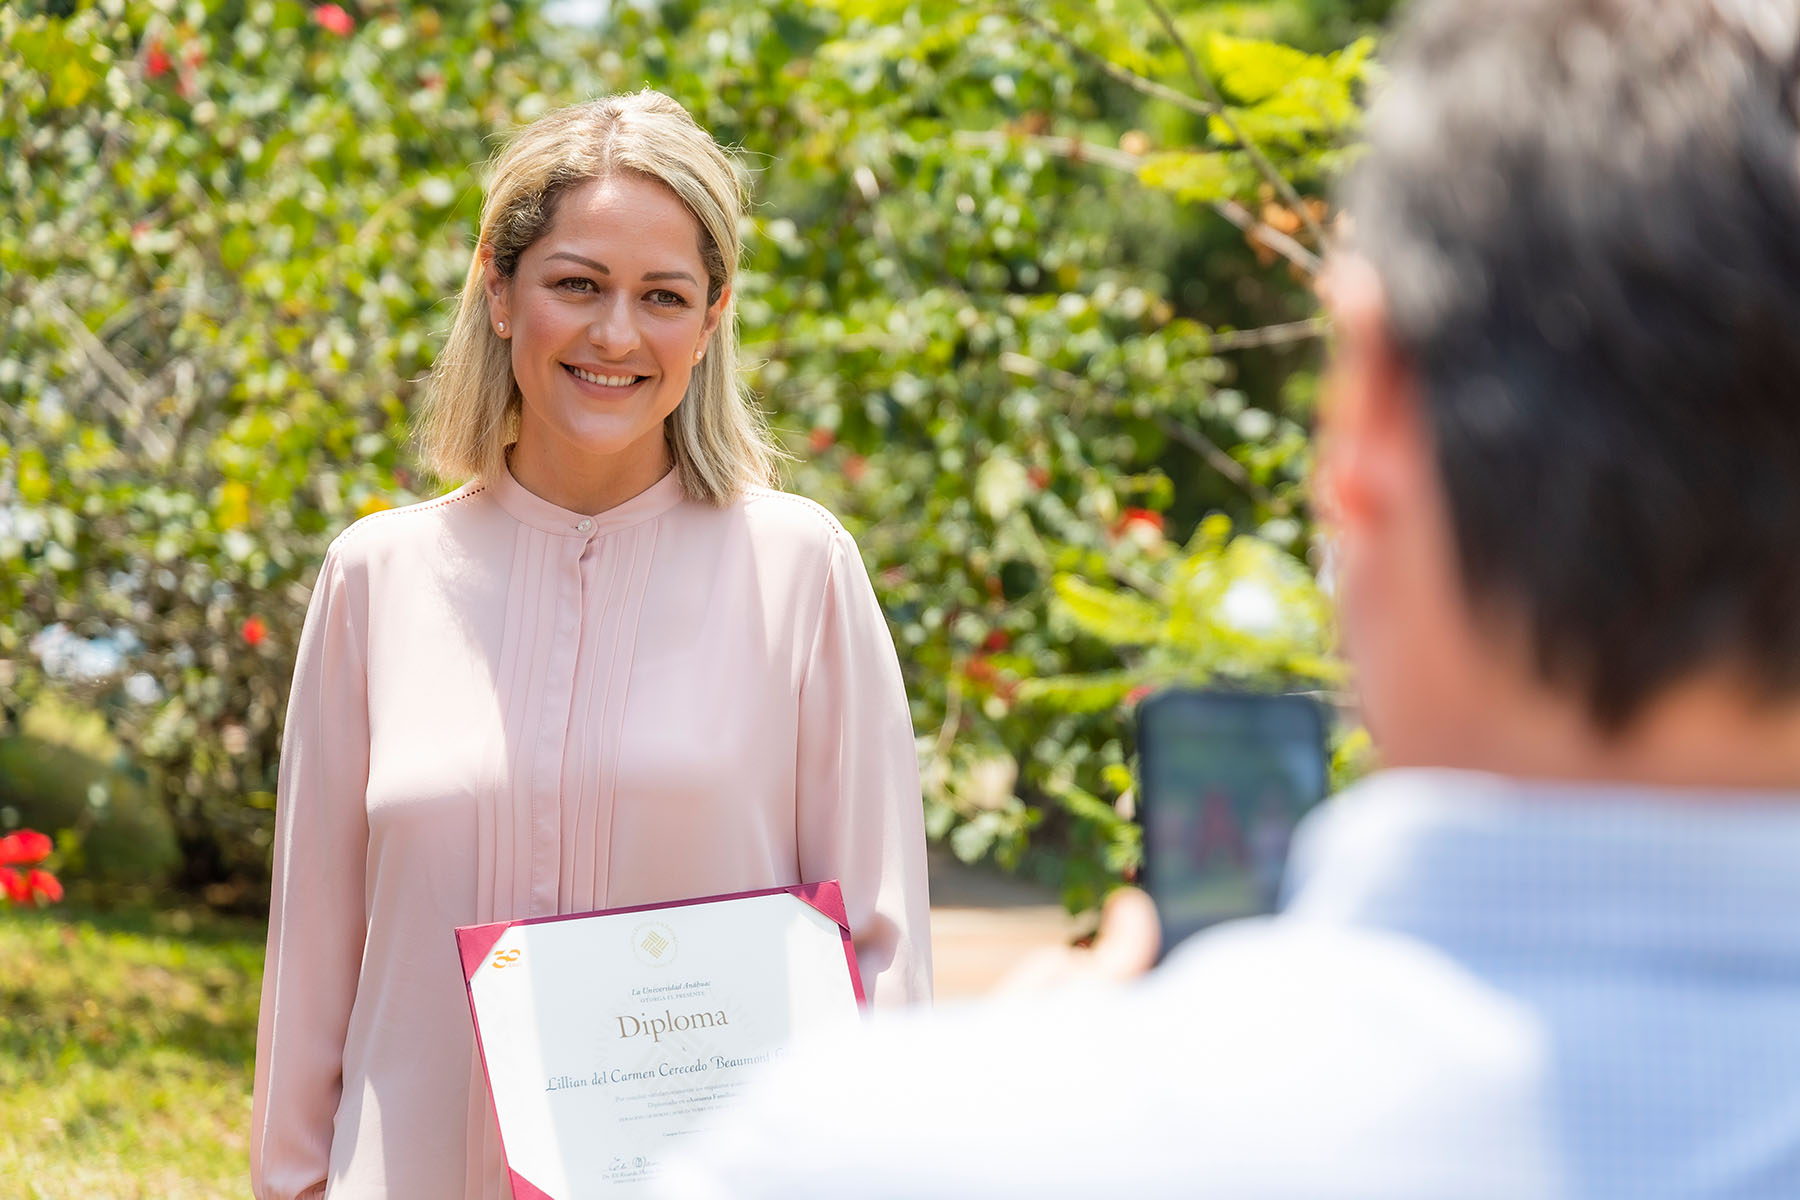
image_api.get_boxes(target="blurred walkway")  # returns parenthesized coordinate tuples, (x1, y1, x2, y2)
(926, 849, 1084, 1001)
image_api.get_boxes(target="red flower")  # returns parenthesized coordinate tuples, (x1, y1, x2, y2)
(808, 427, 835, 453)
(1117, 507, 1165, 534)
(1124, 683, 1156, 708)
(0, 830, 52, 866)
(1027, 466, 1050, 490)
(242, 616, 268, 647)
(963, 655, 1018, 701)
(313, 4, 354, 35)
(0, 831, 61, 906)
(1111, 507, 1168, 552)
(843, 454, 867, 484)
(982, 630, 1010, 652)
(25, 869, 62, 905)
(146, 41, 171, 78)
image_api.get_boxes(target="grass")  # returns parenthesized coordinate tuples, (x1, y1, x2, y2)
(0, 903, 265, 1199)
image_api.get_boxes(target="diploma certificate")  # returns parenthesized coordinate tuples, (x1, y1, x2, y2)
(456, 882, 864, 1200)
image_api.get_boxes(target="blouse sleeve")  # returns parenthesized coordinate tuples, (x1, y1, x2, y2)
(794, 528, 934, 1006)
(251, 543, 371, 1200)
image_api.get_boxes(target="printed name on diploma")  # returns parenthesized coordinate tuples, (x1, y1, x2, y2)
(547, 1049, 783, 1091)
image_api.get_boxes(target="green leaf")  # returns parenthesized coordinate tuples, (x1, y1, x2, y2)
(1136, 150, 1233, 203)
(1015, 668, 1141, 712)
(17, 447, 52, 505)
(1205, 34, 1317, 106)
(1043, 776, 1125, 830)
(1052, 575, 1165, 645)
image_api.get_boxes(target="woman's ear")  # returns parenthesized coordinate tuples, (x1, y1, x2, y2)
(694, 285, 731, 362)
(481, 245, 512, 337)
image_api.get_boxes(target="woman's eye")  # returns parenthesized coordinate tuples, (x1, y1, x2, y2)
(648, 290, 689, 307)
(556, 277, 596, 293)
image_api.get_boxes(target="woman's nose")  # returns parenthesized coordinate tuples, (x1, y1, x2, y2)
(587, 294, 641, 357)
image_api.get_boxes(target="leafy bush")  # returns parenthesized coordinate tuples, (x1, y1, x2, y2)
(2, 0, 1374, 910)
(0, 702, 179, 903)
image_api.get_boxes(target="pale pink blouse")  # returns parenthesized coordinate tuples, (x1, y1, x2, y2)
(250, 467, 933, 1200)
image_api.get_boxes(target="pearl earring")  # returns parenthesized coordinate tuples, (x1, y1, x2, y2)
(496, 321, 507, 335)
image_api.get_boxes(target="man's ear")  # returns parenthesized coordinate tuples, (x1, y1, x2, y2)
(695, 285, 731, 360)
(1315, 256, 1424, 534)
(480, 245, 512, 336)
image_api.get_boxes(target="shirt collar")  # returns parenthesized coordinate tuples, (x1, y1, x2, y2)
(1284, 768, 1800, 968)
(486, 458, 686, 538)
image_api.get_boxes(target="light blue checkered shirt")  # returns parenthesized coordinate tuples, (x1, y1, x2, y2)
(665, 769, 1800, 1199)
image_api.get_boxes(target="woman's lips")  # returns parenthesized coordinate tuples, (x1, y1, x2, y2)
(564, 363, 647, 390)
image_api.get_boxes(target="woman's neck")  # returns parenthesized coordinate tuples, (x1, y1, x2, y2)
(506, 430, 672, 515)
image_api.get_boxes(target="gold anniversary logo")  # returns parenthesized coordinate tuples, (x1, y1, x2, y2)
(630, 921, 678, 967)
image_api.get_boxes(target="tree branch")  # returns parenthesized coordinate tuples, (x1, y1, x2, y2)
(954, 129, 1144, 173)
(1209, 197, 1322, 275)
(952, 130, 1321, 276)
(1155, 413, 1280, 510)
(41, 292, 174, 463)
(1203, 316, 1327, 351)
(1141, 0, 1329, 246)
(1008, 6, 1218, 122)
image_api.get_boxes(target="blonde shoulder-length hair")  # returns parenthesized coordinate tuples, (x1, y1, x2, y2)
(418, 90, 781, 505)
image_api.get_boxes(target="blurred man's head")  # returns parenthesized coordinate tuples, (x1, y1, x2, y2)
(1319, 0, 1800, 781)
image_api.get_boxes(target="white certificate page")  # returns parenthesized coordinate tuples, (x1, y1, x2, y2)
(465, 890, 862, 1199)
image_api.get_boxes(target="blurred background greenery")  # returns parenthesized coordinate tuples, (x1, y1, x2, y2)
(3, 0, 1383, 917)
(4, 0, 1387, 1189)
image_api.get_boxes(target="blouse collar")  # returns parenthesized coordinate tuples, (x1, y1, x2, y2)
(487, 458, 687, 539)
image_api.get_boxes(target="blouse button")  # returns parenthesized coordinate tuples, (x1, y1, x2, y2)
(576, 518, 594, 533)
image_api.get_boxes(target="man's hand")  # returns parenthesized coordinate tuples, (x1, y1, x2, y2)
(994, 886, 1161, 994)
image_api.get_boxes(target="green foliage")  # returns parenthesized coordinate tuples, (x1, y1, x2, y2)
(1131, 32, 1370, 204)
(1028, 516, 1341, 707)
(1137, 149, 1236, 204)
(2, 0, 1374, 911)
(0, 904, 264, 1196)
(2, 0, 552, 899)
(0, 700, 180, 900)
(1012, 516, 1342, 892)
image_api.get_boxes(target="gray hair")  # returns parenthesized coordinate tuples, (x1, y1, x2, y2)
(1345, 0, 1800, 728)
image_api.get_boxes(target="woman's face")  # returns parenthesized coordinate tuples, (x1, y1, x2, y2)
(484, 173, 728, 487)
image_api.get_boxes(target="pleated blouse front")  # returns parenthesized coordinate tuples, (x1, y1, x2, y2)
(250, 467, 933, 1200)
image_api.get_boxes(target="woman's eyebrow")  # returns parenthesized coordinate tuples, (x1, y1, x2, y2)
(546, 251, 697, 287)
(547, 251, 609, 273)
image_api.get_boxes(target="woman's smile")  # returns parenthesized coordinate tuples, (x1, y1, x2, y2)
(563, 362, 650, 393)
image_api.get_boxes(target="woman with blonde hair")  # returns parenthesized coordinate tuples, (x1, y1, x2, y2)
(250, 90, 932, 1200)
